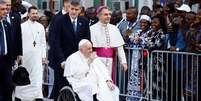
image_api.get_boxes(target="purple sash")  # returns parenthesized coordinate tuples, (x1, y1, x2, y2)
(94, 47, 116, 84)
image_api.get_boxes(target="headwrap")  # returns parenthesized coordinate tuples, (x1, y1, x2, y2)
(140, 15, 151, 23)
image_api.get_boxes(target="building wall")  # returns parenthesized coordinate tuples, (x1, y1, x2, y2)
(82, 0, 94, 8)
(24, 0, 119, 11)
(24, 0, 37, 6)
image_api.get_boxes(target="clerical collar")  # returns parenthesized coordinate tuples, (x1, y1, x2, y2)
(27, 19, 36, 24)
(98, 21, 108, 27)
(79, 51, 89, 61)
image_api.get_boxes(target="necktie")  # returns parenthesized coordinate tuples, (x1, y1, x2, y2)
(0, 21, 5, 55)
(72, 20, 77, 33)
(6, 15, 11, 24)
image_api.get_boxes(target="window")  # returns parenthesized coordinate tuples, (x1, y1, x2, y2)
(112, 2, 120, 10)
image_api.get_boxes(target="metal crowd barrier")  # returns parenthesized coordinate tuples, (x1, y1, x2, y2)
(116, 49, 201, 101)
(149, 50, 201, 101)
(116, 48, 150, 101)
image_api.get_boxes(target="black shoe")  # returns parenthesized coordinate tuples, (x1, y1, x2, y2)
(15, 97, 21, 101)
(35, 98, 43, 101)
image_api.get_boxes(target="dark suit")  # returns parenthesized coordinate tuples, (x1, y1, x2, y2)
(55, 11, 63, 16)
(88, 17, 99, 26)
(0, 20, 13, 101)
(48, 14, 90, 100)
(8, 12, 22, 61)
(49, 10, 63, 25)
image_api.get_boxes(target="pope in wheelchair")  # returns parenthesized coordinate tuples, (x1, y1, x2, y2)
(63, 39, 119, 101)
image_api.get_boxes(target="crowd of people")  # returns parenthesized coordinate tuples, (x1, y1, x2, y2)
(0, 0, 200, 100)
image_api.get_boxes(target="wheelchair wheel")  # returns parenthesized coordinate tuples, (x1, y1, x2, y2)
(57, 86, 77, 101)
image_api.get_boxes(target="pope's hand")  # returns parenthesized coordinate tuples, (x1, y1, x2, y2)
(106, 80, 115, 90)
(90, 52, 97, 60)
(88, 52, 97, 64)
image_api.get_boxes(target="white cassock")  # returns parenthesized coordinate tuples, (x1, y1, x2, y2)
(90, 21, 127, 77)
(15, 19, 46, 100)
(64, 51, 119, 101)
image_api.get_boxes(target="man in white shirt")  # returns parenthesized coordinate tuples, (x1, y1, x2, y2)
(90, 6, 128, 83)
(15, 6, 46, 101)
(64, 39, 119, 101)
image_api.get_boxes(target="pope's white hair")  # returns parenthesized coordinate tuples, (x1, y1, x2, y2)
(78, 39, 90, 50)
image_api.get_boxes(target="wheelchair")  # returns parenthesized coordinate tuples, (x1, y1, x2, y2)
(57, 86, 81, 101)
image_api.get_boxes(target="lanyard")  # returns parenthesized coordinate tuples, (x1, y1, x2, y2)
(127, 22, 137, 30)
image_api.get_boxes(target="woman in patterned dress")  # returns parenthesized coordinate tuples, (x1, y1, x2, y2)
(126, 15, 151, 101)
(146, 16, 166, 100)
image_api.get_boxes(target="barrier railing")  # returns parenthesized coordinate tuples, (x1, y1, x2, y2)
(42, 48, 200, 101)
(117, 48, 201, 101)
(150, 51, 201, 101)
(117, 48, 150, 101)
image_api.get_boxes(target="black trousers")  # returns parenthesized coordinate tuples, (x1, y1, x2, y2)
(93, 94, 99, 101)
(0, 56, 12, 101)
(50, 67, 70, 100)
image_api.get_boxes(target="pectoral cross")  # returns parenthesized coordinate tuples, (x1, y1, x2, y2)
(33, 41, 36, 47)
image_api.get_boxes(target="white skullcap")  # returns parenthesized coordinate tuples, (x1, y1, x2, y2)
(176, 4, 191, 12)
(78, 39, 90, 49)
(140, 15, 151, 23)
